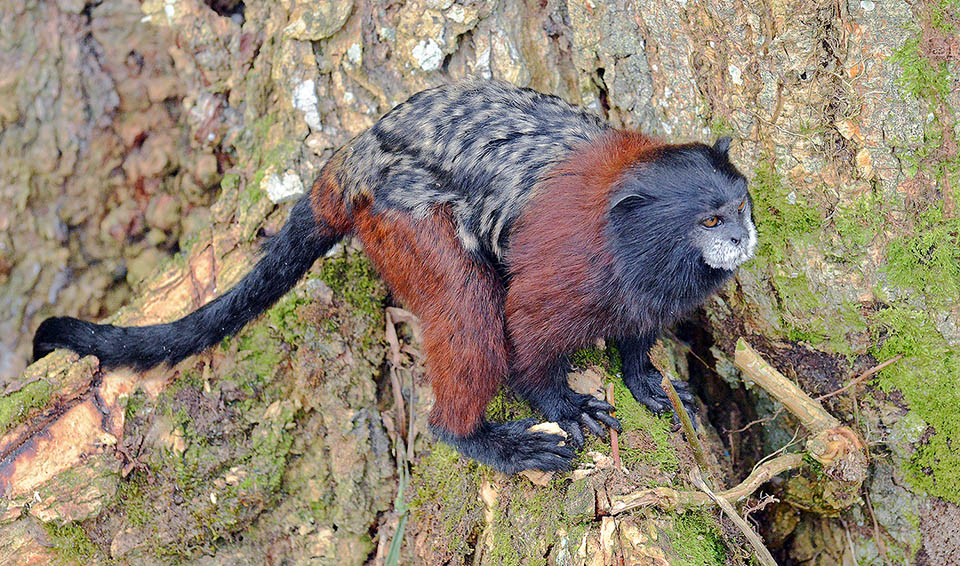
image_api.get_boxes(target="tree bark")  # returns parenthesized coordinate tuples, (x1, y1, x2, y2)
(2, 0, 958, 564)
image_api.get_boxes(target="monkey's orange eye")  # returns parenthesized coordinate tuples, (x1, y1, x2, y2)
(738, 198, 746, 212)
(702, 216, 720, 227)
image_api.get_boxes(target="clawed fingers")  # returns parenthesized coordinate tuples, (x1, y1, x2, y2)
(592, 410, 622, 432)
(559, 420, 585, 449)
(579, 413, 606, 439)
(585, 397, 615, 413)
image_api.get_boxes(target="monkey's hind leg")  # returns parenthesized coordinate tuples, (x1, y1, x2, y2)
(353, 207, 573, 474)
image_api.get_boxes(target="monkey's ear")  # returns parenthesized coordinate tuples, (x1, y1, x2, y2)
(610, 191, 647, 209)
(713, 136, 732, 156)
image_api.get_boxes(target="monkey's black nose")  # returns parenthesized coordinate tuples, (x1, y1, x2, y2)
(730, 237, 741, 245)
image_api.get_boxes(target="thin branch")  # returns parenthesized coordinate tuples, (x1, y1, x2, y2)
(735, 339, 840, 435)
(689, 467, 779, 566)
(606, 383, 621, 471)
(815, 355, 902, 402)
(609, 454, 804, 514)
(661, 374, 713, 486)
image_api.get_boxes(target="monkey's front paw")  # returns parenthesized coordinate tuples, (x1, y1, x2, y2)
(550, 391, 622, 449)
(625, 371, 698, 425)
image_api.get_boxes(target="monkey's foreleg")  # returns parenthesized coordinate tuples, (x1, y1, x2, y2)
(432, 420, 575, 474)
(618, 333, 697, 423)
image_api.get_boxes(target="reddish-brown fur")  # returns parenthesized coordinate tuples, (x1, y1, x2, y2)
(352, 204, 508, 436)
(308, 151, 353, 234)
(506, 131, 662, 388)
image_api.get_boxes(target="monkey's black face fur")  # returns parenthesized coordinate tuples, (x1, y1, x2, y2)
(608, 137, 754, 330)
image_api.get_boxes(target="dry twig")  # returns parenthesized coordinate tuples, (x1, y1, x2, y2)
(606, 383, 621, 470)
(815, 355, 902, 402)
(609, 453, 804, 514)
(690, 468, 779, 566)
(660, 374, 713, 485)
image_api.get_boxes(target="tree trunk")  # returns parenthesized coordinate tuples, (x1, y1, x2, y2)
(1, 0, 957, 564)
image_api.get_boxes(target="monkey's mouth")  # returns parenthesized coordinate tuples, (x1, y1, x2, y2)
(702, 221, 757, 271)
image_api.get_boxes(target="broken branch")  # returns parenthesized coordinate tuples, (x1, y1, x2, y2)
(609, 453, 804, 514)
(690, 467, 779, 566)
(734, 339, 839, 435)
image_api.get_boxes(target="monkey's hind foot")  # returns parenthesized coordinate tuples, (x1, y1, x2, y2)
(433, 419, 576, 475)
(625, 370, 698, 426)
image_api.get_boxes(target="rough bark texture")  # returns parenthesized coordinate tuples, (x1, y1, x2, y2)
(1, 0, 958, 564)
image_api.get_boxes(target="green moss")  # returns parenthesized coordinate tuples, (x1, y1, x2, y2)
(570, 343, 622, 377)
(669, 511, 728, 566)
(485, 388, 537, 422)
(318, 252, 385, 320)
(890, 34, 952, 102)
(773, 270, 826, 342)
(123, 390, 147, 422)
(0, 378, 54, 434)
(266, 290, 312, 344)
(410, 443, 485, 558)
(884, 208, 960, 307)
(44, 522, 102, 565)
(875, 19, 960, 503)
(113, 475, 150, 528)
(870, 306, 960, 502)
(832, 189, 885, 254)
(230, 287, 314, 386)
(709, 116, 735, 138)
(608, 379, 679, 474)
(750, 158, 823, 265)
(569, 346, 677, 474)
(929, 0, 960, 31)
(488, 480, 567, 566)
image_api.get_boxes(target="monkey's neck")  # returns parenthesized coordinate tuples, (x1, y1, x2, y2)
(610, 256, 733, 335)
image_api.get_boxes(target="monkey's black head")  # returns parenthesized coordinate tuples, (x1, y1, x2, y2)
(607, 137, 755, 325)
(610, 137, 756, 272)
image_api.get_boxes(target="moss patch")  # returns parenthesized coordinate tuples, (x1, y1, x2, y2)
(884, 208, 960, 307)
(870, 306, 960, 501)
(0, 378, 54, 435)
(608, 380, 679, 474)
(488, 480, 568, 566)
(669, 511, 728, 566)
(410, 443, 486, 562)
(485, 387, 538, 422)
(44, 522, 102, 565)
(871, 1, 960, 503)
(318, 252, 385, 320)
(749, 158, 823, 265)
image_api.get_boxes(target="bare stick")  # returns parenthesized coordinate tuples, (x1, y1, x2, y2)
(735, 339, 867, 476)
(816, 355, 902, 401)
(660, 374, 712, 485)
(734, 339, 840, 435)
(690, 467, 779, 566)
(610, 453, 803, 514)
(606, 383, 621, 470)
(384, 310, 407, 441)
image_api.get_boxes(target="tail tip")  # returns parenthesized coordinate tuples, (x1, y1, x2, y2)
(33, 316, 83, 362)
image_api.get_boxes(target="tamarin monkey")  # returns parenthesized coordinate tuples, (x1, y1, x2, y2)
(34, 80, 756, 474)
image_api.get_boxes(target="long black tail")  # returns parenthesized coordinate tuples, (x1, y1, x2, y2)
(33, 197, 342, 370)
